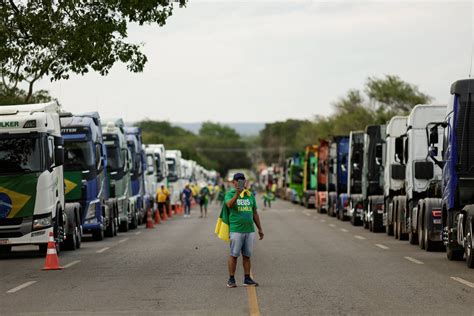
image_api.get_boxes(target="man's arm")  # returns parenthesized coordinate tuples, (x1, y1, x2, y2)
(253, 208, 264, 240)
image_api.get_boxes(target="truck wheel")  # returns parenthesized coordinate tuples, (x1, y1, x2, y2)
(0, 245, 12, 254)
(447, 244, 464, 261)
(129, 210, 137, 230)
(423, 208, 437, 251)
(64, 222, 78, 251)
(105, 212, 115, 237)
(409, 230, 417, 245)
(386, 223, 394, 236)
(418, 209, 425, 249)
(465, 216, 473, 268)
(119, 221, 129, 232)
(92, 229, 104, 241)
(394, 207, 399, 239)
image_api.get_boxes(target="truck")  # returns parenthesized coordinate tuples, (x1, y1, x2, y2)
(346, 131, 365, 225)
(383, 116, 408, 236)
(428, 79, 474, 267)
(361, 125, 386, 232)
(392, 105, 447, 247)
(102, 120, 133, 232)
(145, 144, 168, 187)
(315, 140, 329, 213)
(302, 145, 318, 209)
(166, 150, 183, 212)
(0, 101, 81, 254)
(143, 146, 158, 218)
(60, 112, 117, 241)
(125, 127, 146, 226)
(327, 136, 349, 219)
(289, 153, 304, 204)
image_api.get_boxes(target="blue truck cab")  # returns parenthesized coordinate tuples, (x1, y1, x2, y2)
(335, 136, 349, 220)
(124, 127, 146, 226)
(60, 112, 117, 241)
(429, 79, 474, 267)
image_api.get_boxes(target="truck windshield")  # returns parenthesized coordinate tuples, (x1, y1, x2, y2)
(106, 145, 124, 171)
(0, 135, 43, 174)
(167, 158, 176, 175)
(155, 154, 162, 175)
(64, 140, 95, 171)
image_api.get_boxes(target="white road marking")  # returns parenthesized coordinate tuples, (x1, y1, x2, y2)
(451, 277, 474, 288)
(118, 238, 129, 243)
(341, 228, 349, 233)
(135, 232, 141, 235)
(6, 281, 36, 294)
(320, 219, 326, 223)
(354, 235, 366, 240)
(375, 244, 389, 250)
(404, 256, 424, 265)
(96, 247, 110, 253)
(63, 260, 81, 269)
(329, 224, 336, 228)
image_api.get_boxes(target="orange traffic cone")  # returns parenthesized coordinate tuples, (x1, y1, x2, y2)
(154, 208, 161, 224)
(168, 204, 173, 218)
(161, 207, 168, 221)
(146, 210, 154, 229)
(42, 232, 63, 271)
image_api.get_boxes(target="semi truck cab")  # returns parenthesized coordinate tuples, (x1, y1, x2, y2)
(316, 140, 329, 213)
(125, 127, 145, 227)
(0, 101, 80, 253)
(347, 131, 365, 225)
(103, 120, 132, 232)
(303, 145, 318, 209)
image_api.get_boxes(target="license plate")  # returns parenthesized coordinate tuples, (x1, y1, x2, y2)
(0, 239, 9, 245)
(433, 219, 441, 224)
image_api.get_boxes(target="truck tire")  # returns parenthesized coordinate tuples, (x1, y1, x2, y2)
(386, 201, 394, 236)
(396, 200, 408, 241)
(105, 211, 115, 238)
(423, 206, 438, 251)
(129, 208, 138, 230)
(394, 203, 399, 240)
(92, 228, 104, 241)
(0, 245, 12, 254)
(64, 222, 78, 251)
(418, 208, 425, 250)
(465, 216, 473, 268)
(119, 220, 129, 232)
(408, 201, 418, 245)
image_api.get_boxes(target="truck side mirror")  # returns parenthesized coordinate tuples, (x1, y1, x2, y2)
(395, 137, 404, 164)
(375, 143, 383, 165)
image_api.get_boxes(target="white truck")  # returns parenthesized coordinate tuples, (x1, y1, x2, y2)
(166, 150, 183, 211)
(383, 116, 408, 235)
(394, 104, 446, 247)
(0, 101, 81, 254)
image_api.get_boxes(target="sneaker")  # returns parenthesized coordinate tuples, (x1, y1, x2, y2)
(227, 277, 237, 288)
(243, 277, 259, 287)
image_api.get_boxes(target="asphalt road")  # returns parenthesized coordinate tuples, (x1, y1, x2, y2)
(1, 199, 473, 315)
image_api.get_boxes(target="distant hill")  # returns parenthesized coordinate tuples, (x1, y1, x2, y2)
(174, 122, 266, 136)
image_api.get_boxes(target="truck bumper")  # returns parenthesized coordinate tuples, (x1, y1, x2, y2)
(0, 226, 53, 246)
(83, 222, 103, 233)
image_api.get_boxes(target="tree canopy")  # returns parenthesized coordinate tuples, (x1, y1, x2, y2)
(1, 1, 186, 103)
(260, 75, 432, 165)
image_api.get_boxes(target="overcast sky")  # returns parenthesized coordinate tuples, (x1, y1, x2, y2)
(36, 0, 473, 123)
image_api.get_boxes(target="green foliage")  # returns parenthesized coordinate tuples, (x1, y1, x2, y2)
(0, 83, 52, 105)
(137, 120, 251, 175)
(1, 1, 186, 102)
(260, 75, 432, 165)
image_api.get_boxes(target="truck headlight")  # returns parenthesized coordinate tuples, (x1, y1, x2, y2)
(85, 202, 97, 220)
(33, 214, 52, 231)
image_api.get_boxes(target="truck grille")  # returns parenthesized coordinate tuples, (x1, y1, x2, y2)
(0, 218, 23, 226)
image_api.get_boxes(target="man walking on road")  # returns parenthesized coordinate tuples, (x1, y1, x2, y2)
(156, 185, 169, 218)
(225, 173, 264, 288)
(182, 184, 193, 218)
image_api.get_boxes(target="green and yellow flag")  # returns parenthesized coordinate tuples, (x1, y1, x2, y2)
(214, 204, 230, 242)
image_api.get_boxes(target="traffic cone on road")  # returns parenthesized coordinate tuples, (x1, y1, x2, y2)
(161, 208, 168, 221)
(42, 232, 63, 271)
(146, 210, 154, 229)
(154, 209, 161, 224)
(168, 204, 173, 218)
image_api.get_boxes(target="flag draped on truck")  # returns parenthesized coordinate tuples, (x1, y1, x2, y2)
(214, 204, 230, 242)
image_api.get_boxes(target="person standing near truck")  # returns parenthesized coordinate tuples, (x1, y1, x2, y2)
(156, 185, 169, 218)
(182, 184, 193, 218)
(199, 185, 210, 218)
(224, 173, 264, 288)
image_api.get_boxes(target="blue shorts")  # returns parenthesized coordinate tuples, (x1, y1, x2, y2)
(230, 232, 255, 258)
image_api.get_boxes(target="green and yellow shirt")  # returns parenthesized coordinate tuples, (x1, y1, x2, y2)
(225, 188, 257, 233)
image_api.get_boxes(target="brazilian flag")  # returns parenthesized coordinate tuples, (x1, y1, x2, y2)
(214, 204, 230, 242)
(0, 174, 37, 219)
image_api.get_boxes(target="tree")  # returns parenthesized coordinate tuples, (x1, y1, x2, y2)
(1, 1, 186, 102)
(365, 75, 432, 122)
(0, 82, 52, 105)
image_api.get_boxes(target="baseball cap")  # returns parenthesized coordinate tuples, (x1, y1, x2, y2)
(232, 173, 246, 181)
